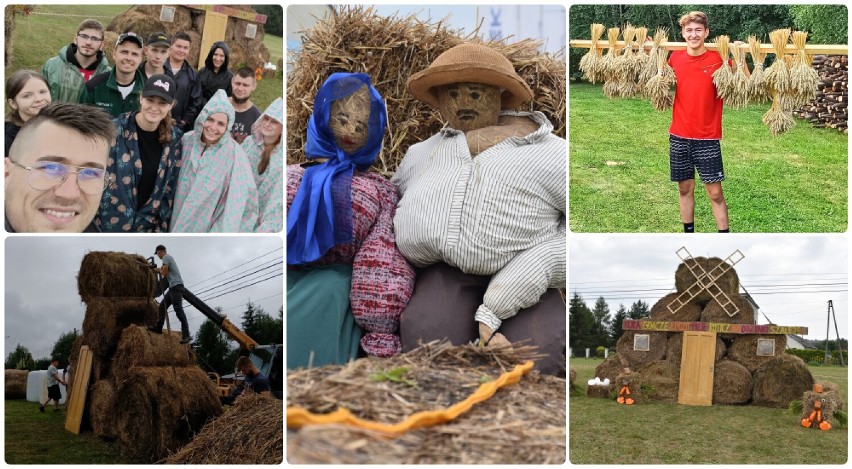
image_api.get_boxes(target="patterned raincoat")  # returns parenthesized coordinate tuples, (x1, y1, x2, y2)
(171, 89, 258, 232)
(241, 97, 283, 232)
(96, 111, 183, 232)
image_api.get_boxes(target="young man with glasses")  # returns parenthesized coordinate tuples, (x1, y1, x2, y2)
(5, 102, 115, 232)
(41, 19, 111, 104)
(80, 32, 146, 117)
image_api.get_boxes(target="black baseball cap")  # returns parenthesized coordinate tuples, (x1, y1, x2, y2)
(116, 31, 144, 48)
(155, 244, 166, 254)
(147, 32, 170, 47)
(142, 75, 177, 104)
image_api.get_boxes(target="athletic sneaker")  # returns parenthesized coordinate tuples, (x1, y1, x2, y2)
(180, 336, 191, 344)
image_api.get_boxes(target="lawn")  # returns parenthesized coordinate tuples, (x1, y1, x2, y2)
(5, 4, 282, 111)
(568, 82, 848, 233)
(569, 357, 849, 464)
(4, 400, 131, 463)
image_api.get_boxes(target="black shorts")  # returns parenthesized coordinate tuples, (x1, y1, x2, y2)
(47, 384, 61, 400)
(669, 134, 725, 184)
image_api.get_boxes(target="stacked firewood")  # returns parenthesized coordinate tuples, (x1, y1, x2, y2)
(794, 55, 848, 133)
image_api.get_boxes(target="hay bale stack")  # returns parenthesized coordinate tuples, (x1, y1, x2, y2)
(106, 11, 166, 41)
(635, 360, 680, 401)
(727, 335, 787, 373)
(712, 359, 752, 405)
(165, 393, 283, 464)
(586, 384, 612, 399)
(89, 379, 117, 438)
(4, 7, 15, 66)
(287, 6, 565, 177)
(132, 5, 194, 32)
(5, 369, 28, 399)
(674, 257, 739, 304)
(615, 331, 667, 368)
(700, 295, 755, 324)
(650, 292, 702, 321)
(666, 333, 726, 365)
(69, 335, 84, 366)
(112, 326, 195, 383)
(77, 251, 155, 302)
(81, 297, 159, 357)
(751, 354, 814, 408)
(594, 354, 627, 383)
(115, 367, 222, 462)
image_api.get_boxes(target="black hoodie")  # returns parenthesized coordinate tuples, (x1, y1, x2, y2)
(198, 41, 234, 104)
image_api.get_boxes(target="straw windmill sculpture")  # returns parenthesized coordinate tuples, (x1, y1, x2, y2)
(666, 247, 745, 318)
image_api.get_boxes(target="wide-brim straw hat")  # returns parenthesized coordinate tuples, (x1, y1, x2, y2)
(407, 43, 533, 110)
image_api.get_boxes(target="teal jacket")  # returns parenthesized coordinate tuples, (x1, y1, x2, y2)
(42, 44, 111, 103)
(79, 69, 145, 117)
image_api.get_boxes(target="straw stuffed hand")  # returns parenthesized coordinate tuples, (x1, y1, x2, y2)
(478, 322, 512, 350)
(617, 380, 635, 405)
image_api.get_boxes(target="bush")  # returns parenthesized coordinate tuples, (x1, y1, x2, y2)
(786, 348, 848, 365)
(807, 360, 821, 367)
(595, 346, 606, 358)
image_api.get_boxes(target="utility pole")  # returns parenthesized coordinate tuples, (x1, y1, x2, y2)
(825, 300, 845, 366)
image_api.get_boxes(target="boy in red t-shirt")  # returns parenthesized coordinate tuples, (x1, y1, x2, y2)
(667, 11, 747, 233)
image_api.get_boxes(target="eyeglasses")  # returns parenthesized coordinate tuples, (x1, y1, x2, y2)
(9, 159, 107, 195)
(77, 33, 103, 43)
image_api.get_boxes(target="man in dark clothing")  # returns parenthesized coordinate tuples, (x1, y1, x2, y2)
(164, 31, 203, 132)
(149, 245, 191, 343)
(79, 32, 145, 117)
(223, 356, 272, 404)
(198, 41, 234, 105)
(42, 19, 111, 103)
(139, 32, 171, 81)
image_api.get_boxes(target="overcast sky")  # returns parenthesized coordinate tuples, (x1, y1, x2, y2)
(5, 236, 282, 360)
(569, 235, 848, 341)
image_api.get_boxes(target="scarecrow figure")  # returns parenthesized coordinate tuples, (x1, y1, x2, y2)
(617, 368, 635, 405)
(801, 384, 833, 431)
(287, 73, 416, 368)
(392, 43, 566, 375)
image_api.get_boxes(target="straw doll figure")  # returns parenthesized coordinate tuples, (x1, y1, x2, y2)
(617, 368, 635, 405)
(287, 73, 415, 369)
(801, 384, 836, 431)
(392, 43, 566, 375)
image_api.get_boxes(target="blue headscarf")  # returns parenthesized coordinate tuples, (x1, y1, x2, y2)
(287, 73, 387, 265)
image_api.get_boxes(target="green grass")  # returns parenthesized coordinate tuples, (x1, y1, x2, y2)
(4, 400, 131, 463)
(5, 4, 282, 111)
(569, 83, 848, 232)
(569, 357, 849, 464)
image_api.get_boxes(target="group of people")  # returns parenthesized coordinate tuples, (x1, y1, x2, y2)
(287, 44, 567, 376)
(5, 19, 283, 233)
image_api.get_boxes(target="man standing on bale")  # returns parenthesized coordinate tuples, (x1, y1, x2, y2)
(668, 11, 746, 233)
(149, 245, 191, 343)
(42, 19, 111, 104)
(392, 43, 566, 375)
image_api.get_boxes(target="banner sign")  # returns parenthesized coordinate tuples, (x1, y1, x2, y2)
(622, 319, 807, 335)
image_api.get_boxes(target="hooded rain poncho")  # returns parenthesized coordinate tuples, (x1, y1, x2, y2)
(242, 97, 283, 233)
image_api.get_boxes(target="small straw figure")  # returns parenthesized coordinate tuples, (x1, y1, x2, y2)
(801, 384, 832, 431)
(617, 368, 635, 405)
(711, 36, 733, 99)
(601, 27, 622, 98)
(580, 23, 606, 83)
(747, 36, 769, 103)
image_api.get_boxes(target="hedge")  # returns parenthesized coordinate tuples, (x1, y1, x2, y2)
(785, 348, 848, 365)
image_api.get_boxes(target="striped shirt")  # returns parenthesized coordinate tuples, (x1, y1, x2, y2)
(391, 111, 566, 330)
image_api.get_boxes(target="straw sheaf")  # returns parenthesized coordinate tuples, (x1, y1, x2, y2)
(579, 23, 606, 83)
(77, 251, 156, 302)
(81, 297, 159, 358)
(751, 354, 814, 408)
(666, 332, 725, 366)
(5, 369, 28, 399)
(115, 366, 223, 462)
(89, 379, 118, 438)
(712, 359, 752, 405)
(615, 330, 667, 368)
(747, 36, 770, 103)
(286, 341, 564, 464)
(165, 393, 283, 464)
(762, 95, 796, 135)
(287, 6, 565, 177)
(700, 295, 755, 325)
(112, 326, 196, 383)
(674, 257, 739, 305)
(727, 335, 787, 373)
(650, 292, 702, 322)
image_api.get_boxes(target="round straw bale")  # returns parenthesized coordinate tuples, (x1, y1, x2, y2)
(115, 366, 222, 462)
(165, 393, 283, 464)
(650, 292, 702, 322)
(594, 354, 628, 383)
(700, 295, 755, 324)
(727, 335, 787, 373)
(5, 369, 28, 399)
(712, 359, 752, 405)
(82, 297, 159, 357)
(132, 5, 193, 32)
(586, 384, 613, 399)
(77, 251, 156, 302)
(674, 257, 739, 304)
(185, 30, 203, 69)
(635, 360, 680, 401)
(106, 11, 166, 41)
(89, 379, 117, 438)
(615, 331, 667, 368)
(666, 333, 726, 365)
(752, 354, 814, 408)
(69, 335, 84, 366)
(112, 326, 195, 383)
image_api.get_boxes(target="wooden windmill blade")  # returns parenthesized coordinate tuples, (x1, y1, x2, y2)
(667, 248, 745, 317)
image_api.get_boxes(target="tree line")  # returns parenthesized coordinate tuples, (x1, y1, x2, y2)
(5, 301, 283, 376)
(569, 292, 650, 352)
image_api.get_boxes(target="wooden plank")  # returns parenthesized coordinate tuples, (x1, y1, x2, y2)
(569, 39, 849, 55)
(64, 346, 93, 435)
(678, 331, 716, 406)
(622, 319, 807, 335)
(185, 4, 268, 23)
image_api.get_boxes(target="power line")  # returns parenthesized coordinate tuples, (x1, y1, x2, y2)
(192, 260, 282, 296)
(198, 268, 284, 304)
(186, 246, 282, 289)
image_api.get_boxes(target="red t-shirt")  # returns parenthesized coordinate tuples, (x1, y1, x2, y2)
(79, 67, 97, 82)
(668, 49, 725, 140)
